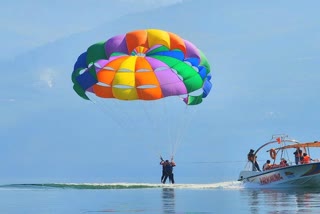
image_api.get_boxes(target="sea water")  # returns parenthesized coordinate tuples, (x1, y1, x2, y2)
(1, 182, 320, 214)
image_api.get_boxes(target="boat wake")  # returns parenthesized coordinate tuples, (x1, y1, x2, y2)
(0, 181, 242, 190)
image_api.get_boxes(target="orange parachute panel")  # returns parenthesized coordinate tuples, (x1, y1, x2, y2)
(136, 87, 163, 100)
(135, 72, 160, 87)
(106, 56, 130, 70)
(93, 84, 114, 98)
(97, 69, 116, 85)
(135, 57, 153, 72)
(126, 30, 148, 54)
(168, 32, 187, 54)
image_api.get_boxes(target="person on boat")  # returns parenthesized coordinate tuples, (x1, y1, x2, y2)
(301, 153, 311, 164)
(279, 158, 289, 167)
(247, 149, 261, 171)
(160, 158, 176, 184)
(293, 148, 302, 165)
(263, 160, 271, 171)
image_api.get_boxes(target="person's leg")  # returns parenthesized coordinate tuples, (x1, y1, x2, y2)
(161, 171, 165, 182)
(170, 174, 175, 184)
(162, 175, 168, 184)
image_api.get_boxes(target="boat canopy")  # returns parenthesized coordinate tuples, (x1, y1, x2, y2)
(275, 141, 320, 150)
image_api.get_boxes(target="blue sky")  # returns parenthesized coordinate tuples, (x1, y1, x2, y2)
(1, 0, 320, 184)
(0, 0, 182, 59)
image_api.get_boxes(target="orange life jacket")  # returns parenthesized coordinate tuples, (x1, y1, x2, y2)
(304, 155, 310, 164)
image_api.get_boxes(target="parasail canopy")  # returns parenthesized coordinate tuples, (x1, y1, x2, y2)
(72, 29, 212, 105)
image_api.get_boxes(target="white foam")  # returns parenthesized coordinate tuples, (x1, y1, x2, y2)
(46, 181, 244, 190)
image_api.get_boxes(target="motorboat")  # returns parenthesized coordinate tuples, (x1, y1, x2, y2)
(238, 134, 320, 188)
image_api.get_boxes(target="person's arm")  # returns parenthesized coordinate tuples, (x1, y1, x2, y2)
(170, 156, 176, 166)
(160, 156, 164, 165)
(171, 161, 176, 167)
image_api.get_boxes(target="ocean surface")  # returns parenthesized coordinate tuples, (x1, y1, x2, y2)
(1, 182, 320, 214)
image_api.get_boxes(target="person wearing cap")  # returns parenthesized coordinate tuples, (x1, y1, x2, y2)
(247, 149, 261, 171)
(247, 149, 255, 162)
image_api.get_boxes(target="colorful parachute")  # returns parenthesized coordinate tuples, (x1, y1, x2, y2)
(72, 29, 212, 105)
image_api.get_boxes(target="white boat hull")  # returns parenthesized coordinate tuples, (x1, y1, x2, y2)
(239, 162, 320, 188)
